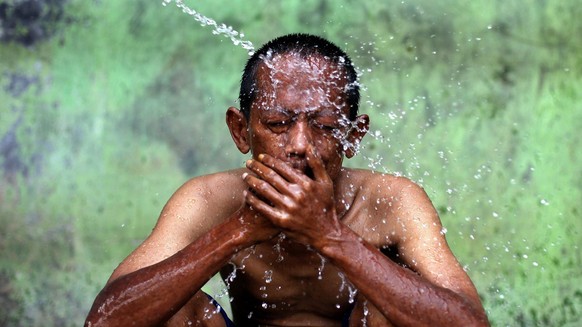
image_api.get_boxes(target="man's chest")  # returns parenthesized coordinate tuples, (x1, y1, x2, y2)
(223, 239, 356, 316)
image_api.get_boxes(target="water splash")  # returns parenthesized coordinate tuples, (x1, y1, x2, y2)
(316, 253, 327, 280)
(220, 245, 257, 299)
(263, 270, 273, 283)
(361, 300, 369, 326)
(162, 0, 255, 55)
(336, 271, 358, 304)
(202, 296, 224, 321)
(273, 233, 286, 262)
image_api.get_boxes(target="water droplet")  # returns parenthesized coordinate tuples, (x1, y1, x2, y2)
(264, 270, 273, 283)
(317, 253, 327, 280)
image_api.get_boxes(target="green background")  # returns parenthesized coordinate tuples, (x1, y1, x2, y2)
(1, 0, 581, 326)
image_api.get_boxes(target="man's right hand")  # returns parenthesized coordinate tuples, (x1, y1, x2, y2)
(237, 188, 281, 244)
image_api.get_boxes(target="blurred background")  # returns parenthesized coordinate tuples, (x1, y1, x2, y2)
(0, 0, 580, 326)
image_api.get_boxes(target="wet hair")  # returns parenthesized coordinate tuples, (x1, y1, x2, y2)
(239, 33, 360, 120)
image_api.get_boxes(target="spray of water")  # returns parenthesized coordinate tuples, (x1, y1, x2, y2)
(162, 0, 255, 55)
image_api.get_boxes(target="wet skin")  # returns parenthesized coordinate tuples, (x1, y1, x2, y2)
(224, 53, 370, 324)
(85, 53, 489, 326)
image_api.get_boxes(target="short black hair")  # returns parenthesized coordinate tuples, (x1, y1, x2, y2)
(239, 33, 360, 120)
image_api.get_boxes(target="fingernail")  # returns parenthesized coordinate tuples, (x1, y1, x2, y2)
(245, 159, 252, 166)
(258, 154, 265, 161)
(242, 172, 248, 179)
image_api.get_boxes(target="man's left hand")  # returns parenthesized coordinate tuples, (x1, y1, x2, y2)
(243, 146, 342, 246)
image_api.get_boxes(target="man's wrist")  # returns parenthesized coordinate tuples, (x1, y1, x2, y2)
(313, 222, 356, 258)
(227, 207, 273, 250)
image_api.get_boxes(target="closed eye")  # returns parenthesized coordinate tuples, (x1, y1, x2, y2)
(312, 121, 337, 130)
(310, 116, 342, 131)
(268, 120, 288, 127)
(265, 119, 292, 132)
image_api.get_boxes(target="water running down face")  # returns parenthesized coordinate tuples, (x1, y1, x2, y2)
(246, 52, 367, 181)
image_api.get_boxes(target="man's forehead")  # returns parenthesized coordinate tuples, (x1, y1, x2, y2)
(256, 104, 347, 116)
(251, 84, 349, 116)
(248, 52, 352, 121)
(256, 52, 348, 87)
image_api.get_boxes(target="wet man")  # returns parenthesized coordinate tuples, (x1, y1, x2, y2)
(85, 34, 489, 326)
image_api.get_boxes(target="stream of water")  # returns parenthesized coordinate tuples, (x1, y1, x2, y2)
(162, 0, 255, 55)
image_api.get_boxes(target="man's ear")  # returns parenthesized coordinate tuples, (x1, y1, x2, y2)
(345, 114, 370, 158)
(226, 107, 251, 154)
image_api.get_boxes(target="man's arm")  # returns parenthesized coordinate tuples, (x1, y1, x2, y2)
(85, 174, 277, 327)
(319, 179, 489, 327)
(244, 151, 488, 327)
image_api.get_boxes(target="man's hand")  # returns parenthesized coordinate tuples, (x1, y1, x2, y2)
(242, 146, 342, 246)
(236, 200, 281, 244)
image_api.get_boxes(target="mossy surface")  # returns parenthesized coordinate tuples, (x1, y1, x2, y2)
(0, 1, 580, 325)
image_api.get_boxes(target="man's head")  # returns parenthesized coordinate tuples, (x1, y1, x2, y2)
(239, 33, 360, 121)
(227, 34, 369, 180)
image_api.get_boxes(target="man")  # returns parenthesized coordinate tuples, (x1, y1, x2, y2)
(85, 34, 489, 326)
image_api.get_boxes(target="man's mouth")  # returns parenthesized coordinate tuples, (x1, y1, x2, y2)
(304, 166, 314, 179)
(290, 161, 314, 179)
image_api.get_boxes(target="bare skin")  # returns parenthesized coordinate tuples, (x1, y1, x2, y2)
(85, 53, 489, 326)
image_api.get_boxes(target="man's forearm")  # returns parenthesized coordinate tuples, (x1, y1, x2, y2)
(317, 226, 489, 327)
(85, 215, 254, 327)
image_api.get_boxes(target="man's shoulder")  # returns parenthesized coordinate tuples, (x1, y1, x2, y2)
(341, 168, 420, 196)
(340, 169, 436, 246)
(347, 168, 439, 223)
(165, 169, 246, 216)
(180, 168, 247, 194)
(340, 168, 433, 223)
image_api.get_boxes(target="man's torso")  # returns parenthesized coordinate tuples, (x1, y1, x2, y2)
(187, 168, 406, 325)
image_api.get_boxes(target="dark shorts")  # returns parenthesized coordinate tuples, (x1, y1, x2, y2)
(206, 293, 352, 327)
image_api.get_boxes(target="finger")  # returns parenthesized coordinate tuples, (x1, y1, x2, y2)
(244, 189, 286, 223)
(306, 144, 329, 182)
(246, 159, 294, 192)
(256, 154, 309, 185)
(243, 172, 287, 207)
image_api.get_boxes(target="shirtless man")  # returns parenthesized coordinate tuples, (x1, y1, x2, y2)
(85, 34, 489, 326)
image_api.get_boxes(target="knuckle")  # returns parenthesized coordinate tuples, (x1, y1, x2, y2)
(287, 201, 299, 212)
(283, 196, 297, 210)
(257, 182, 270, 193)
(301, 181, 313, 192)
(265, 170, 278, 180)
(281, 212, 291, 221)
(292, 192, 306, 204)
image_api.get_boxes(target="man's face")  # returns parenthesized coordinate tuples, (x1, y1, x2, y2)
(247, 52, 353, 181)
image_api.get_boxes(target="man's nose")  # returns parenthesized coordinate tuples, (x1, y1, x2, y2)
(285, 119, 312, 158)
